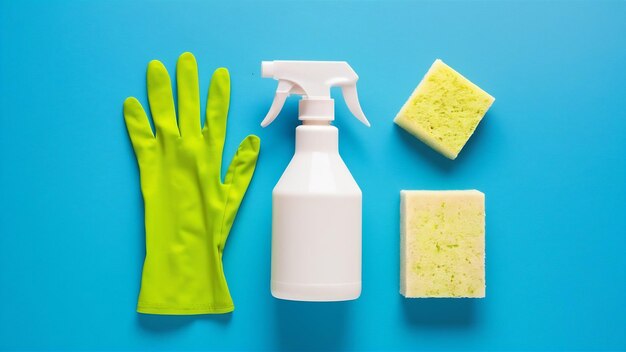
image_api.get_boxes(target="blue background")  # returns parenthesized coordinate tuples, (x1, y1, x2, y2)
(1, 0, 625, 350)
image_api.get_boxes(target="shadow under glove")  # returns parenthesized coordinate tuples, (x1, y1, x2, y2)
(124, 52, 260, 314)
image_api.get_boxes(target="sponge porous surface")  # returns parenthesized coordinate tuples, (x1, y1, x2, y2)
(394, 59, 494, 159)
(400, 190, 485, 298)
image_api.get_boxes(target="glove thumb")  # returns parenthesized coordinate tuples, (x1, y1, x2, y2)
(219, 135, 261, 247)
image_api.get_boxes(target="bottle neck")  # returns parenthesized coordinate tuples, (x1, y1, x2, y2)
(295, 125, 338, 153)
(299, 99, 334, 124)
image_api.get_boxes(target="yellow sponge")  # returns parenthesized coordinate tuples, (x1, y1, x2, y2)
(400, 190, 485, 298)
(394, 59, 495, 160)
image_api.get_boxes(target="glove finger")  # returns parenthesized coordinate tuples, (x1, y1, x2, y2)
(219, 135, 260, 248)
(147, 60, 179, 138)
(123, 97, 155, 152)
(203, 68, 229, 167)
(176, 52, 201, 138)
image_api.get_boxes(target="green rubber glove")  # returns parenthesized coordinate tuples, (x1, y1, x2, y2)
(123, 52, 260, 315)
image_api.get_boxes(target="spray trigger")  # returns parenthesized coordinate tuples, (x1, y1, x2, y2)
(261, 61, 370, 128)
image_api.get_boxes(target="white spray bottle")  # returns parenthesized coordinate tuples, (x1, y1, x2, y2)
(261, 61, 370, 301)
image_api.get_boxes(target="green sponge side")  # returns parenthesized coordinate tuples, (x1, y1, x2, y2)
(394, 59, 495, 159)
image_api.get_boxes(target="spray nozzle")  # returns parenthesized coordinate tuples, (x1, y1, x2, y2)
(261, 61, 370, 128)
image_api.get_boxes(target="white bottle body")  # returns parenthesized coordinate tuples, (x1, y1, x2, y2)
(270, 125, 362, 301)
